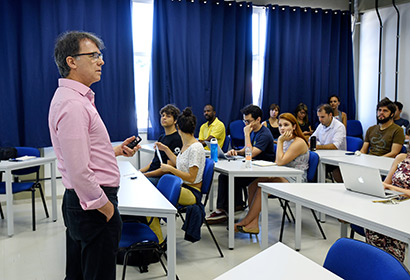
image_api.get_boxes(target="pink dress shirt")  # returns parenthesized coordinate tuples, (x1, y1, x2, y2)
(49, 79, 120, 210)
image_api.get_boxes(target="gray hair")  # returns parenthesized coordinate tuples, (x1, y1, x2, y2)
(54, 31, 104, 78)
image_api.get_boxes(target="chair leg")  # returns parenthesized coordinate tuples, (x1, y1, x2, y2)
(204, 220, 224, 257)
(122, 251, 130, 280)
(37, 183, 49, 218)
(31, 189, 36, 231)
(310, 210, 326, 240)
(350, 228, 355, 239)
(278, 199, 294, 223)
(279, 202, 288, 242)
(0, 203, 4, 219)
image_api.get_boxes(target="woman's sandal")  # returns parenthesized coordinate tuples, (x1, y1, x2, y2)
(237, 225, 259, 234)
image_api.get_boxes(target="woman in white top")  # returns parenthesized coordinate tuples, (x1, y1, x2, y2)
(235, 113, 309, 234)
(150, 108, 205, 243)
(158, 107, 205, 205)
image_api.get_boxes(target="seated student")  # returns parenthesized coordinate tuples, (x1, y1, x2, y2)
(360, 98, 404, 158)
(294, 103, 312, 138)
(198, 104, 226, 149)
(311, 104, 346, 150)
(152, 108, 205, 242)
(328, 95, 347, 127)
(366, 151, 410, 262)
(393, 101, 409, 128)
(311, 103, 346, 182)
(140, 104, 182, 186)
(262, 103, 281, 140)
(206, 105, 275, 224)
(234, 113, 309, 234)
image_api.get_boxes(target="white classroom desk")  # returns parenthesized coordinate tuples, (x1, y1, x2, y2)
(213, 160, 303, 249)
(0, 156, 57, 236)
(214, 242, 342, 280)
(260, 182, 410, 264)
(315, 150, 394, 183)
(117, 160, 177, 280)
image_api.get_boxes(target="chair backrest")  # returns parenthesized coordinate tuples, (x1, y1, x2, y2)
(12, 147, 41, 176)
(346, 120, 363, 139)
(324, 238, 410, 280)
(346, 136, 364, 152)
(156, 174, 182, 207)
(222, 135, 230, 153)
(307, 151, 319, 182)
(229, 120, 245, 149)
(200, 158, 215, 206)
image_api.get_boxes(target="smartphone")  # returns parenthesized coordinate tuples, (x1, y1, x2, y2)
(123, 136, 142, 154)
(345, 152, 355, 155)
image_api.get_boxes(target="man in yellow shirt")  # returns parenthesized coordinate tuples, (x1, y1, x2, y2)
(198, 104, 226, 150)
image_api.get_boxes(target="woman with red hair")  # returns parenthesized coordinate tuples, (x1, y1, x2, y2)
(235, 113, 310, 234)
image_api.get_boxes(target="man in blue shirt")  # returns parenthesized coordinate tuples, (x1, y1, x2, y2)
(393, 101, 409, 128)
(206, 105, 275, 223)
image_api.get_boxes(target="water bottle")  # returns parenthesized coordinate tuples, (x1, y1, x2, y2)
(310, 136, 316, 151)
(245, 144, 252, 168)
(402, 126, 406, 136)
(210, 138, 218, 162)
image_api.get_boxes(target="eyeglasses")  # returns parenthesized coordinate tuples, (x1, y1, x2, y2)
(71, 52, 103, 61)
(243, 119, 253, 125)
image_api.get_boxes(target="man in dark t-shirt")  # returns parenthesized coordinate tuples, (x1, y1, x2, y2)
(206, 105, 275, 223)
(140, 104, 182, 186)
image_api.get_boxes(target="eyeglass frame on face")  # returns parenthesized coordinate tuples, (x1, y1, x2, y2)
(71, 52, 103, 61)
(243, 117, 255, 125)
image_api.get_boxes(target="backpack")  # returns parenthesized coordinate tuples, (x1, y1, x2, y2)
(117, 215, 162, 273)
(0, 147, 17, 160)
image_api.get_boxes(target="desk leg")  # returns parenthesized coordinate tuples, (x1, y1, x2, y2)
(340, 222, 348, 238)
(261, 189, 268, 250)
(318, 162, 326, 222)
(50, 160, 57, 222)
(5, 170, 14, 236)
(318, 161, 326, 183)
(295, 203, 301, 251)
(167, 214, 176, 280)
(137, 150, 141, 169)
(228, 175, 235, 249)
(406, 243, 410, 268)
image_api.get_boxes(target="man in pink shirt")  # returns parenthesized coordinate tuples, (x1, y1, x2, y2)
(49, 31, 138, 280)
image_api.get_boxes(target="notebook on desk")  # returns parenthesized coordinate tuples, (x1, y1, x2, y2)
(205, 141, 243, 160)
(339, 163, 403, 198)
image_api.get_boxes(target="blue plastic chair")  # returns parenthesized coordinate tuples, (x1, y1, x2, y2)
(119, 174, 182, 279)
(229, 120, 245, 150)
(178, 158, 224, 257)
(279, 151, 326, 241)
(324, 238, 410, 280)
(0, 147, 49, 231)
(346, 120, 364, 139)
(346, 136, 364, 152)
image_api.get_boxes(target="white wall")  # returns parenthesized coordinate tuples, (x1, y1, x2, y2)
(357, 2, 410, 134)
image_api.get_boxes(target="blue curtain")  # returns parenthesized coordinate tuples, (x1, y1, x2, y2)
(260, 5, 355, 127)
(0, 0, 136, 147)
(148, 0, 253, 139)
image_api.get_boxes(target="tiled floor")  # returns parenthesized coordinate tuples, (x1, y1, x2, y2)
(0, 181, 364, 280)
